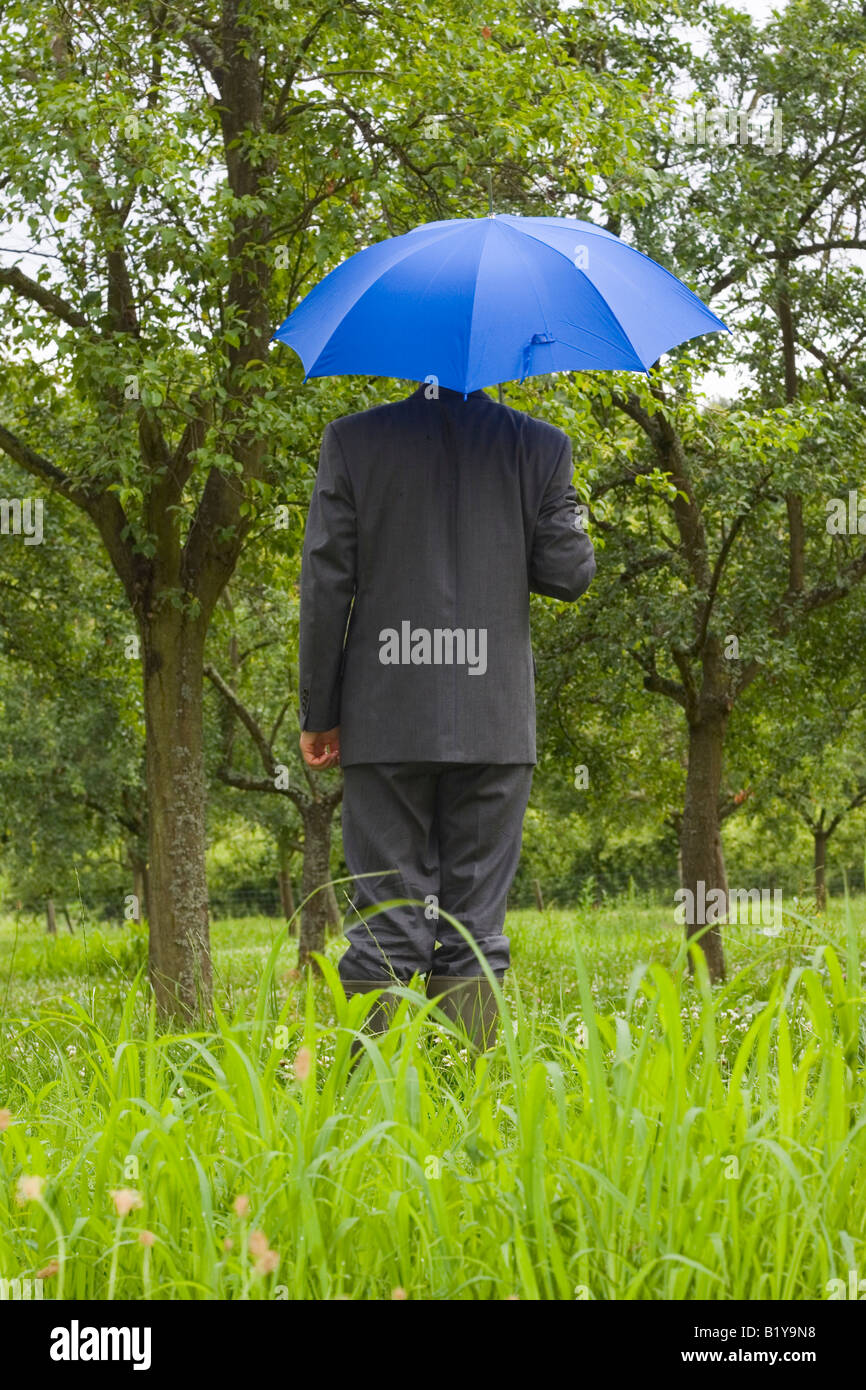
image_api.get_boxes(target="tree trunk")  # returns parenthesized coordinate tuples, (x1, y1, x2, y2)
(62, 904, 74, 934)
(45, 898, 57, 936)
(131, 855, 148, 924)
(279, 864, 295, 921)
(814, 827, 828, 911)
(326, 881, 341, 929)
(278, 832, 296, 929)
(142, 613, 212, 1020)
(299, 801, 335, 968)
(679, 711, 728, 982)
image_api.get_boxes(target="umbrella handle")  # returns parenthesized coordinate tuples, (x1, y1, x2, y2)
(521, 332, 556, 383)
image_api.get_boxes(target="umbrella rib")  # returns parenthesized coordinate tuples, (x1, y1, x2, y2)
(503, 216, 727, 349)
(493, 220, 553, 374)
(296, 222, 472, 379)
(464, 220, 502, 395)
(497, 218, 645, 372)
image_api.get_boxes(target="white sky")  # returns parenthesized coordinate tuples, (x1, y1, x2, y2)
(737, 0, 785, 19)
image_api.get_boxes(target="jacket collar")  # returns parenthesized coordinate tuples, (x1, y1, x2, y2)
(410, 382, 487, 401)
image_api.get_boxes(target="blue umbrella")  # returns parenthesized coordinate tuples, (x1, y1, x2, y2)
(271, 214, 729, 395)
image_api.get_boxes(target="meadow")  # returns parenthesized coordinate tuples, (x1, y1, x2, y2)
(0, 898, 864, 1300)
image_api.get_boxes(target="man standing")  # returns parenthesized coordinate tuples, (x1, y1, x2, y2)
(298, 380, 595, 1047)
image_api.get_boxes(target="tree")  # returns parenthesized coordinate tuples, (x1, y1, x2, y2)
(521, 0, 866, 978)
(0, 0, 651, 1016)
(730, 596, 866, 910)
(0, 458, 147, 923)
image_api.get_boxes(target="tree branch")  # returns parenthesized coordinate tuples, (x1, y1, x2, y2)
(204, 662, 274, 773)
(0, 421, 87, 502)
(629, 646, 689, 710)
(0, 264, 91, 332)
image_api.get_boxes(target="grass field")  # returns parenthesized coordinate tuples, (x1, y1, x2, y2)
(0, 898, 864, 1300)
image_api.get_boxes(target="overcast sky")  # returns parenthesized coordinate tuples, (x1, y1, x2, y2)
(737, 0, 786, 20)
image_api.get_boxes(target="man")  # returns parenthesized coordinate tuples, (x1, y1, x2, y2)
(298, 379, 595, 1047)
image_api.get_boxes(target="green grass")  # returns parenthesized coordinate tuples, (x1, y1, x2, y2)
(0, 898, 864, 1299)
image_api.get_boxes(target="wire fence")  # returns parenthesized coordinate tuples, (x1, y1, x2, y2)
(3, 882, 295, 929)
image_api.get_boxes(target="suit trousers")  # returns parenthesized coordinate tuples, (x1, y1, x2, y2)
(338, 762, 534, 982)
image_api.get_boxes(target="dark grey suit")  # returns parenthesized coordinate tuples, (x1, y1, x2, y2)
(298, 383, 595, 980)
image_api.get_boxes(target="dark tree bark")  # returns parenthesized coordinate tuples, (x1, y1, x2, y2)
(143, 613, 212, 1017)
(277, 828, 296, 925)
(680, 707, 729, 981)
(46, 898, 57, 936)
(814, 824, 828, 912)
(299, 799, 336, 965)
(325, 880, 342, 930)
(802, 791, 866, 914)
(131, 853, 149, 923)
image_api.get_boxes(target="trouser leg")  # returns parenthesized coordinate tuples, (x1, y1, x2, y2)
(432, 763, 534, 978)
(339, 763, 440, 983)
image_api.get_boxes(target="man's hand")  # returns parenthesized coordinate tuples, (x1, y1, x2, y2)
(299, 726, 341, 769)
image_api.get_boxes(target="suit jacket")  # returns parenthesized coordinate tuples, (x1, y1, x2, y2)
(298, 383, 596, 765)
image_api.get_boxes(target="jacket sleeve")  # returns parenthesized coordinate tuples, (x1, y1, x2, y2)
(528, 434, 596, 601)
(298, 422, 358, 730)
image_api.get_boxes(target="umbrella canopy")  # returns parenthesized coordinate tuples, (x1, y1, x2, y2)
(271, 214, 729, 395)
